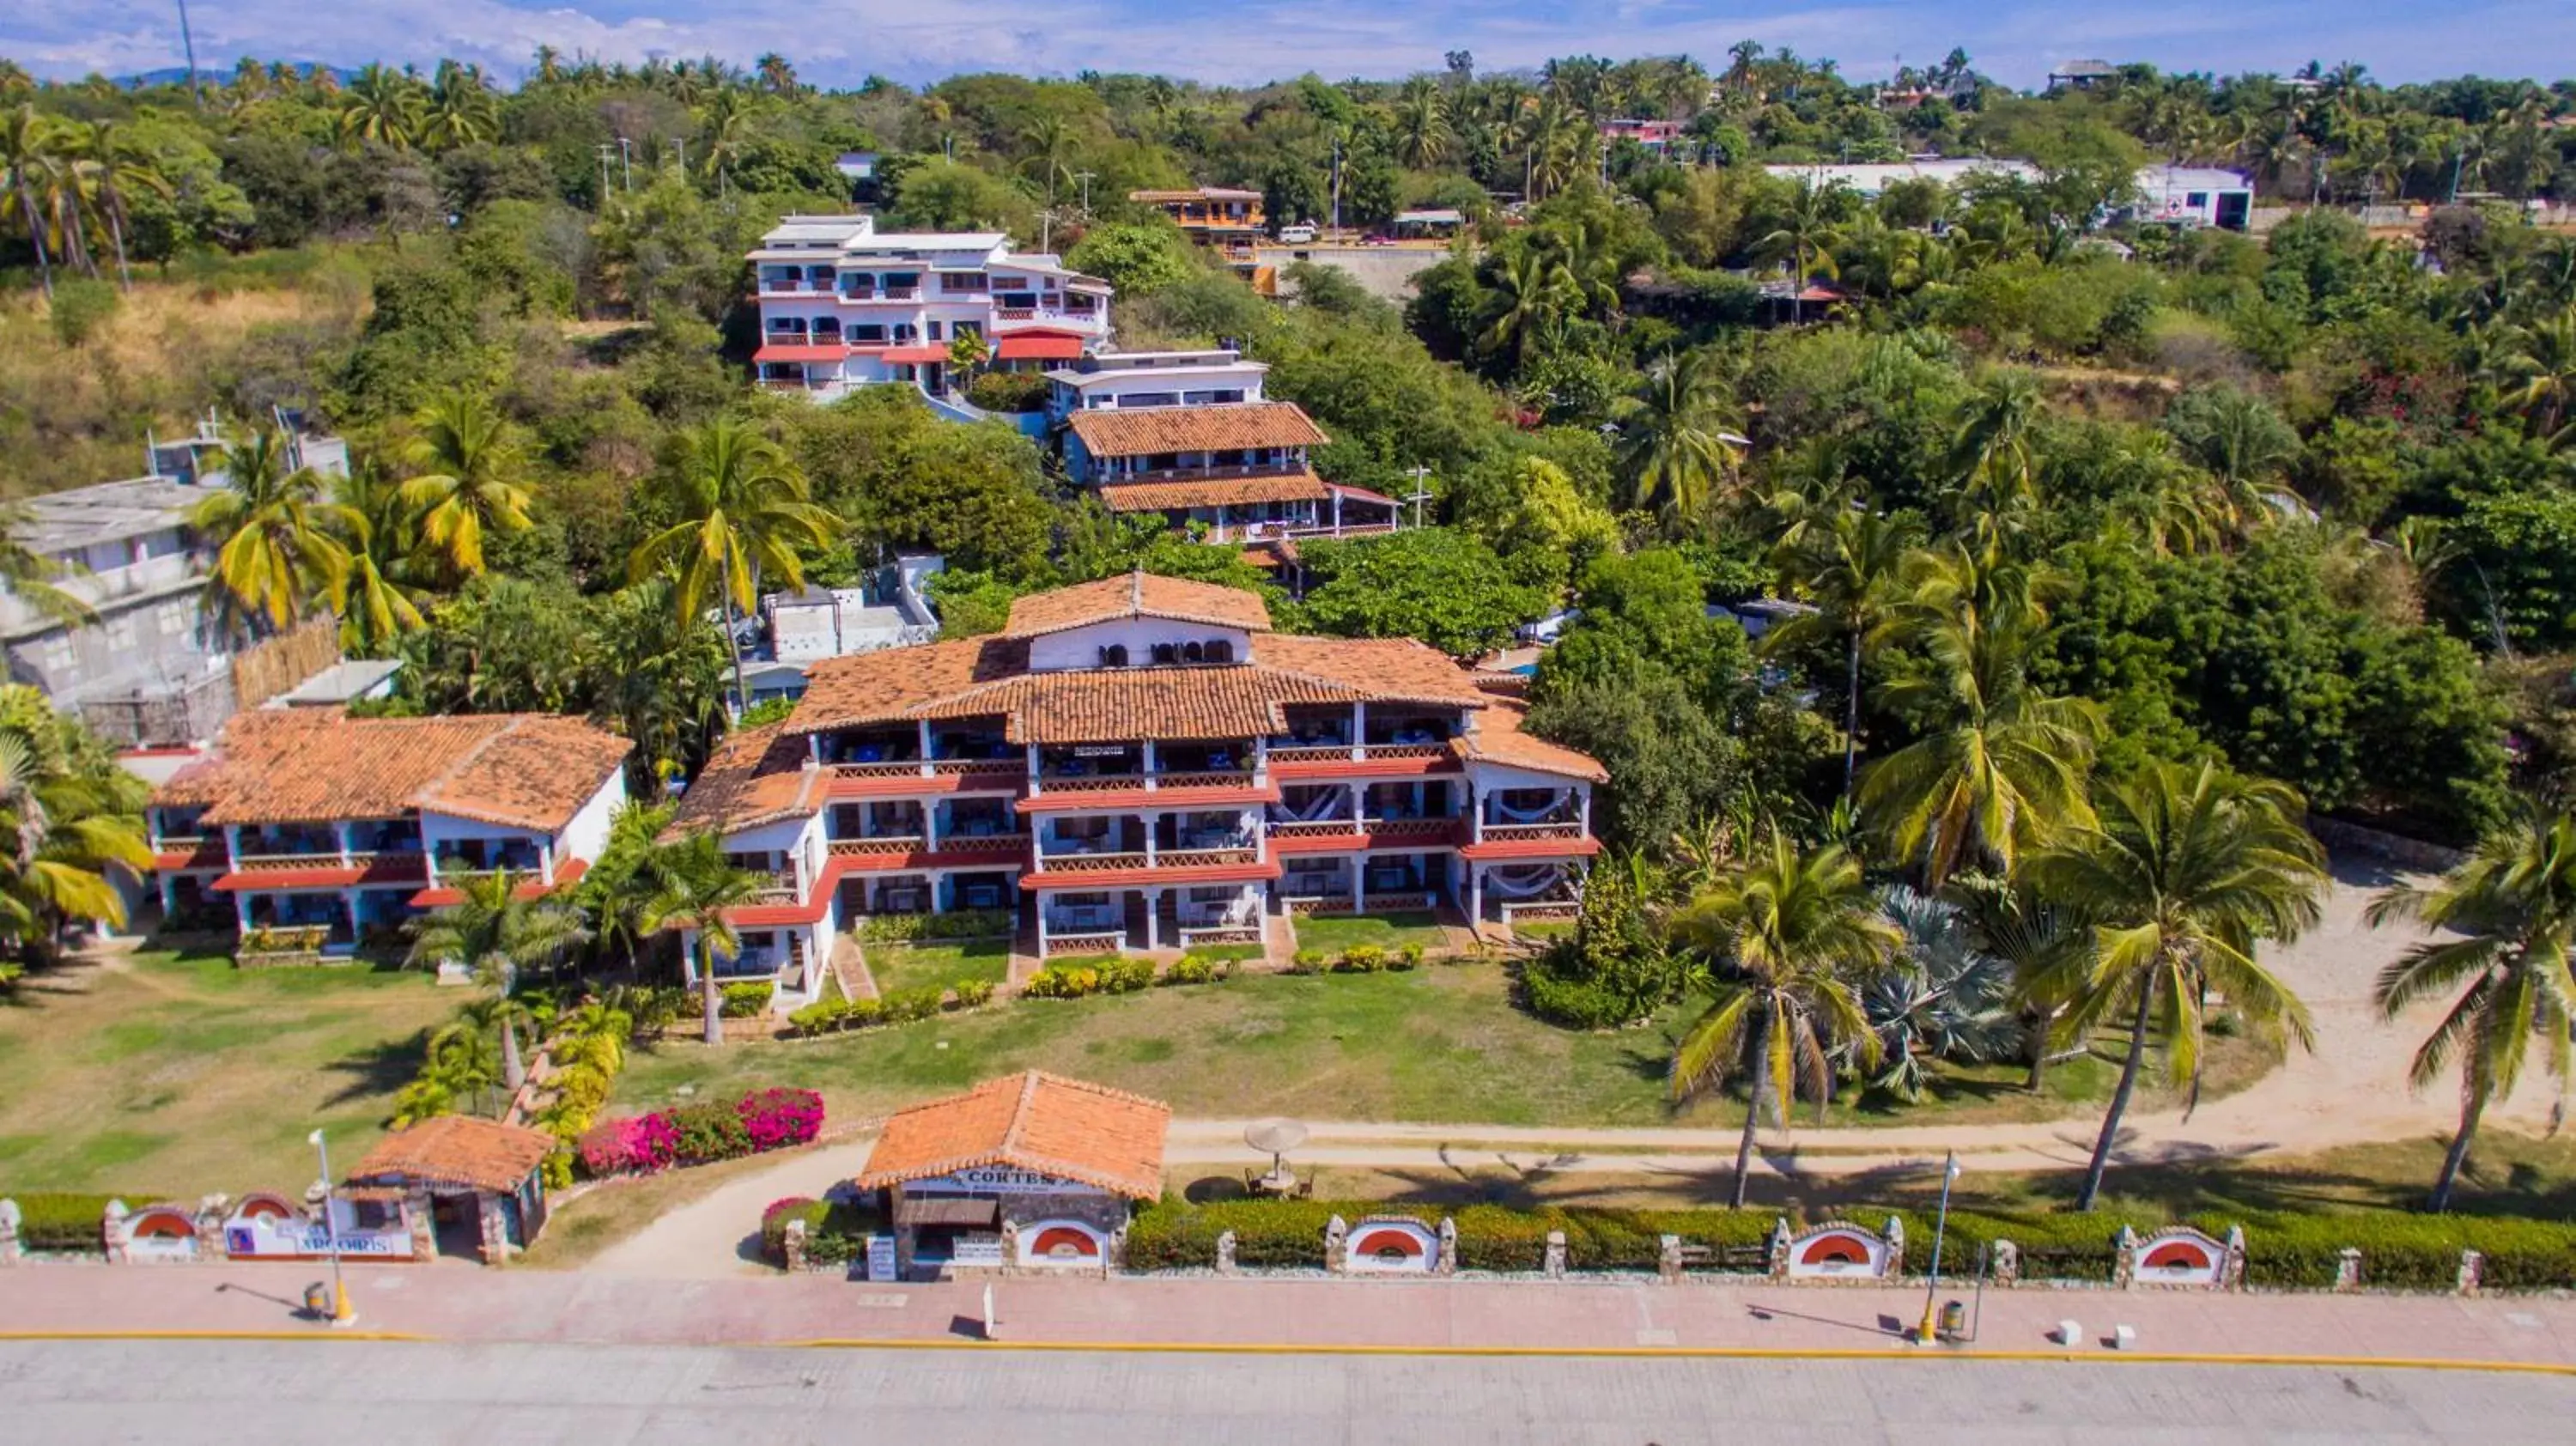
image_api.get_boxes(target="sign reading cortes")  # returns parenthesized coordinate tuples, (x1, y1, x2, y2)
(909, 1167, 1094, 1196)
(223, 1218, 415, 1261)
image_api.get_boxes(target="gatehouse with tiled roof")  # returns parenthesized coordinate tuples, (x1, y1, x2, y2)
(665, 574, 1605, 981)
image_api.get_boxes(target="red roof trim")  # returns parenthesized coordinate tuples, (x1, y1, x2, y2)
(995, 335, 1085, 361)
(1460, 835, 1603, 861)
(1023, 860, 1279, 891)
(754, 343, 848, 364)
(880, 343, 950, 363)
(1017, 782, 1279, 814)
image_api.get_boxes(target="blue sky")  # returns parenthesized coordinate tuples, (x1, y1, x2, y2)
(9, 2, 2574, 89)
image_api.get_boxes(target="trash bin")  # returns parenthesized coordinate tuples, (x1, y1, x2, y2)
(304, 1282, 331, 1319)
(1939, 1300, 1967, 1340)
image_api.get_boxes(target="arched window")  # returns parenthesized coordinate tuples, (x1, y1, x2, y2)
(1182, 641, 1206, 664)
(1206, 639, 1235, 664)
(1151, 642, 1179, 665)
(1099, 644, 1129, 667)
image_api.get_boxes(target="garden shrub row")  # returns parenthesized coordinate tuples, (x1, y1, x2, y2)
(575, 1087, 825, 1177)
(788, 982, 989, 1037)
(718, 981, 775, 1018)
(860, 909, 1013, 945)
(761, 1194, 887, 1265)
(1285, 945, 1425, 975)
(2, 1192, 157, 1250)
(1024, 956, 1157, 998)
(1124, 1198, 2576, 1288)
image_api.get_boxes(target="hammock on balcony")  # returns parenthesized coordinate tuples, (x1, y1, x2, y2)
(1482, 863, 1571, 899)
(1278, 788, 1351, 823)
(1488, 793, 1571, 823)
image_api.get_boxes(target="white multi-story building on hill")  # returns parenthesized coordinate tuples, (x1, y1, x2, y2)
(749, 215, 1114, 399)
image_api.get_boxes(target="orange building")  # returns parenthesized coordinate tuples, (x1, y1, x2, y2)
(1129, 186, 1267, 240)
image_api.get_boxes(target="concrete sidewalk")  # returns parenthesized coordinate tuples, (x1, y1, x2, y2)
(4, 1262, 2573, 1370)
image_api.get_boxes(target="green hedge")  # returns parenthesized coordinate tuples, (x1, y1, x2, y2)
(1124, 1198, 2576, 1289)
(3, 1192, 149, 1251)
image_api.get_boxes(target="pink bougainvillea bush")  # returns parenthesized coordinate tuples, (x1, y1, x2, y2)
(578, 1088, 822, 1177)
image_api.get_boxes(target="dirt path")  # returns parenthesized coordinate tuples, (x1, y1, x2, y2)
(581, 860, 2542, 1273)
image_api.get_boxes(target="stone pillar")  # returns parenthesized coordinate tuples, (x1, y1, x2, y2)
(1544, 1230, 1567, 1279)
(1324, 1215, 1349, 1273)
(1658, 1233, 1683, 1284)
(477, 1194, 510, 1266)
(1883, 1216, 1906, 1279)
(405, 1190, 435, 1261)
(1215, 1229, 1239, 1276)
(1990, 1239, 2020, 1288)
(2113, 1224, 2140, 1290)
(2222, 1224, 2248, 1291)
(1105, 1224, 1126, 1279)
(102, 1200, 131, 1264)
(0, 1198, 21, 1267)
(2335, 1247, 2363, 1293)
(1435, 1218, 1457, 1277)
(1144, 889, 1161, 951)
(1766, 1218, 1793, 1281)
(195, 1196, 232, 1260)
(782, 1218, 810, 1273)
(2458, 1249, 2484, 1297)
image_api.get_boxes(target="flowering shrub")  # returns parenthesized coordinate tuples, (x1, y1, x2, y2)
(576, 1087, 825, 1176)
(738, 1087, 825, 1151)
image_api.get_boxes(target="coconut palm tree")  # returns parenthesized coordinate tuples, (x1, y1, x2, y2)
(638, 833, 771, 1046)
(336, 64, 422, 151)
(191, 430, 354, 635)
(1858, 582, 2100, 887)
(398, 391, 536, 580)
(1613, 349, 1743, 519)
(0, 506, 94, 628)
(2020, 761, 2326, 1210)
(627, 416, 836, 714)
(420, 60, 498, 151)
(1753, 180, 1845, 323)
(1668, 833, 1900, 1207)
(1, 102, 63, 297)
(755, 52, 799, 96)
(1393, 80, 1455, 169)
(0, 685, 153, 954)
(69, 118, 166, 290)
(2366, 805, 2576, 1211)
(404, 872, 590, 1091)
(1479, 246, 1577, 363)
(2500, 306, 2576, 447)
(1948, 368, 2049, 512)
(1764, 507, 1916, 795)
(329, 466, 426, 656)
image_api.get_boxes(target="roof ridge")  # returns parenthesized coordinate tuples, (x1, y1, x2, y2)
(1001, 1069, 1043, 1155)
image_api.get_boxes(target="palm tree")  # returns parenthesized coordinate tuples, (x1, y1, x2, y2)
(627, 417, 836, 714)
(2500, 306, 2576, 447)
(571, 802, 683, 969)
(1753, 180, 1845, 323)
(1668, 834, 1900, 1207)
(336, 64, 422, 151)
(1614, 350, 1742, 519)
(1859, 574, 2100, 886)
(404, 872, 590, 1091)
(1948, 369, 2048, 513)
(1866, 885, 2018, 1101)
(1, 102, 63, 297)
(420, 61, 498, 151)
(1479, 246, 1577, 363)
(1019, 114, 1078, 208)
(1765, 508, 1915, 795)
(0, 685, 154, 953)
(329, 467, 426, 656)
(398, 391, 536, 580)
(0, 506, 94, 628)
(754, 52, 799, 96)
(639, 833, 771, 1046)
(2020, 761, 2326, 1210)
(1394, 80, 1455, 169)
(69, 118, 165, 290)
(2366, 805, 2576, 1210)
(190, 431, 353, 635)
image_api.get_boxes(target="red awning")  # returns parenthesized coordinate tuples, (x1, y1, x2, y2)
(1327, 483, 1398, 507)
(753, 343, 847, 364)
(995, 335, 1085, 362)
(880, 343, 951, 364)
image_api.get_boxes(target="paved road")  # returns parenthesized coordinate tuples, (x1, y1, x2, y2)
(4, 1340, 2570, 1443)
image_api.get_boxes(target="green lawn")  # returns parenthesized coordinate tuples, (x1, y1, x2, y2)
(617, 961, 2271, 1133)
(0, 949, 462, 1194)
(1291, 910, 1453, 957)
(865, 940, 1012, 997)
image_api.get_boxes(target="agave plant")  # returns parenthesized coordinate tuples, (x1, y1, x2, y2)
(1857, 885, 2018, 1100)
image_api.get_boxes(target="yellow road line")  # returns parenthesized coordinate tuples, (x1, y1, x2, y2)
(0, 1330, 428, 1343)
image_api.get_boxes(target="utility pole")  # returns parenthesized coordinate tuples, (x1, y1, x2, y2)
(174, 0, 204, 110)
(1402, 465, 1433, 530)
(618, 136, 633, 191)
(674, 137, 687, 176)
(596, 143, 615, 204)
(1073, 169, 1097, 213)
(1330, 131, 1344, 234)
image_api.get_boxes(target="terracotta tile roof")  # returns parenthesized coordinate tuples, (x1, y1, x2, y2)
(933, 665, 1361, 744)
(348, 1115, 556, 1194)
(422, 717, 635, 831)
(1256, 635, 1495, 708)
(1002, 574, 1272, 639)
(786, 637, 1028, 735)
(1097, 471, 1329, 513)
(1457, 697, 1609, 782)
(665, 724, 823, 836)
(855, 1071, 1170, 1199)
(1067, 402, 1328, 458)
(172, 713, 629, 829)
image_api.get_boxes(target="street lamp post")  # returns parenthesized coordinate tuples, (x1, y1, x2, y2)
(1915, 1151, 1961, 1345)
(308, 1128, 354, 1327)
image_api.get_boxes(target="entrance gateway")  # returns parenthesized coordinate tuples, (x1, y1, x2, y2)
(854, 1071, 1170, 1281)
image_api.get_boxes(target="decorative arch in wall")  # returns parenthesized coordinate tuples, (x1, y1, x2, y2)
(1346, 1218, 1439, 1274)
(1785, 1224, 1891, 1279)
(227, 1193, 301, 1224)
(1016, 1218, 1107, 1267)
(2135, 1227, 2227, 1286)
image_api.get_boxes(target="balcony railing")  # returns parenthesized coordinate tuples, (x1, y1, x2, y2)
(938, 831, 1031, 856)
(1360, 743, 1453, 760)
(1151, 769, 1259, 790)
(1113, 461, 1309, 485)
(841, 286, 920, 301)
(1031, 850, 1150, 872)
(1265, 744, 1353, 764)
(1157, 847, 1259, 868)
(233, 852, 355, 872)
(829, 835, 925, 857)
(1035, 774, 1145, 793)
(745, 872, 800, 902)
(1479, 822, 1589, 843)
(1268, 819, 1363, 840)
(828, 758, 1022, 782)
(1268, 741, 1454, 768)
(1366, 817, 1458, 842)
